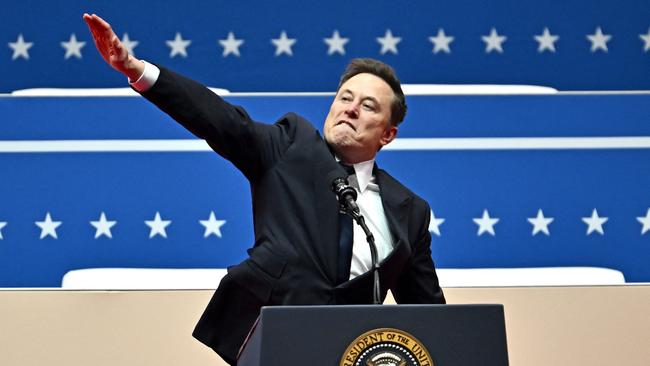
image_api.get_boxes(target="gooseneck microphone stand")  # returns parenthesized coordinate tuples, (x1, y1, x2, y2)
(332, 177, 381, 305)
(345, 208, 381, 305)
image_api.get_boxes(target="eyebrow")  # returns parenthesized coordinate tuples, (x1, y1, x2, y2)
(341, 89, 380, 106)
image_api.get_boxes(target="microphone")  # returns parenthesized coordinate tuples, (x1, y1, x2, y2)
(331, 176, 359, 213)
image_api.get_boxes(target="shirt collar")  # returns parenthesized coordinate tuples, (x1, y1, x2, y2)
(353, 159, 376, 192)
(336, 157, 375, 193)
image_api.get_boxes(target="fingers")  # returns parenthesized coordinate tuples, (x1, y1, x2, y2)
(83, 13, 123, 69)
(82, 12, 141, 77)
(83, 14, 117, 50)
(84, 13, 115, 42)
(83, 13, 110, 31)
(92, 14, 113, 31)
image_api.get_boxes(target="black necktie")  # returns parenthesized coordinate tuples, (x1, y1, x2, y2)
(337, 163, 355, 284)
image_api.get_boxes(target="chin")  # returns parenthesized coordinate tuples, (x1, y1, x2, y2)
(328, 134, 355, 149)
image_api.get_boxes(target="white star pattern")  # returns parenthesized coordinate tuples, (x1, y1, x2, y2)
(90, 212, 117, 239)
(8, 34, 33, 60)
(35, 213, 62, 239)
(219, 32, 244, 57)
(639, 28, 650, 52)
(582, 209, 608, 235)
(473, 209, 500, 236)
(166, 32, 191, 58)
(587, 27, 611, 52)
(428, 211, 445, 237)
(636, 208, 650, 235)
(120, 33, 139, 55)
(0, 221, 6, 240)
(199, 211, 227, 238)
(482, 28, 507, 53)
(527, 209, 554, 236)
(61, 33, 86, 59)
(4, 208, 650, 240)
(145, 212, 171, 239)
(376, 29, 401, 55)
(9, 28, 650, 61)
(534, 27, 559, 53)
(271, 31, 296, 56)
(324, 30, 349, 56)
(428, 29, 454, 54)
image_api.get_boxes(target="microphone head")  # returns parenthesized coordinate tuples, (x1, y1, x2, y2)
(331, 176, 347, 193)
(327, 167, 358, 209)
(331, 177, 358, 202)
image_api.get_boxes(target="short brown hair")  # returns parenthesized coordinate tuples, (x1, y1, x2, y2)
(337, 58, 407, 126)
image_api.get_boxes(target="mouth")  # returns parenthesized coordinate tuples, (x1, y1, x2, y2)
(336, 120, 356, 131)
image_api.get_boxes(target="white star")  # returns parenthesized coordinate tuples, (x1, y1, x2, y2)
(376, 29, 402, 55)
(35, 212, 62, 239)
(8, 34, 33, 60)
(582, 209, 608, 235)
(527, 209, 554, 236)
(534, 27, 559, 53)
(482, 28, 507, 53)
(636, 208, 650, 235)
(324, 30, 349, 56)
(271, 31, 296, 56)
(120, 33, 139, 55)
(587, 27, 611, 53)
(639, 28, 650, 52)
(473, 209, 499, 236)
(90, 212, 117, 239)
(145, 212, 171, 239)
(428, 28, 454, 54)
(219, 32, 244, 57)
(0, 221, 6, 240)
(428, 210, 445, 237)
(166, 32, 191, 58)
(199, 211, 227, 238)
(60, 33, 86, 59)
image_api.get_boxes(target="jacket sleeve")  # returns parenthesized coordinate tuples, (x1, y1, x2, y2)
(391, 200, 446, 304)
(139, 66, 295, 181)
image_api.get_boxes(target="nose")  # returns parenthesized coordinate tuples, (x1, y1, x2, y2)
(344, 101, 359, 118)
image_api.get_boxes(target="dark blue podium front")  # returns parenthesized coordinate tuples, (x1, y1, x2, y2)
(238, 304, 509, 366)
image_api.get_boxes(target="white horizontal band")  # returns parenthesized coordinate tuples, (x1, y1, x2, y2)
(384, 136, 650, 150)
(1, 137, 650, 153)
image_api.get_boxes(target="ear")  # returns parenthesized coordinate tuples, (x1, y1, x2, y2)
(379, 125, 398, 147)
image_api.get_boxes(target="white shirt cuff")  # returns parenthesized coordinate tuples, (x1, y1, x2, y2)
(129, 60, 160, 92)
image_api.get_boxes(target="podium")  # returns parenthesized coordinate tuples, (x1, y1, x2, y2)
(238, 305, 508, 366)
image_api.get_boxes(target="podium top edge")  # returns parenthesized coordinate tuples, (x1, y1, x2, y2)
(261, 304, 504, 312)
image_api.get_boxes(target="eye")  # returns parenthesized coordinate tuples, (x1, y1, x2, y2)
(341, 95, 352, 102)
(362, 102, 376, 111)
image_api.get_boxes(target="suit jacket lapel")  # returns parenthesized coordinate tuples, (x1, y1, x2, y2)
(312, 137, 347, 284)
(375, 167, 413, 261)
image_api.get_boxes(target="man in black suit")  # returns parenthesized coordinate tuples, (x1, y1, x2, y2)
(84, 13, 445, 365)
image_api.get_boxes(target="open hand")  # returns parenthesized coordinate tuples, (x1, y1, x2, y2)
(83, 13, 144, 81)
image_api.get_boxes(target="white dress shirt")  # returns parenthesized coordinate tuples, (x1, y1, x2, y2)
(344, 159, 396, 279)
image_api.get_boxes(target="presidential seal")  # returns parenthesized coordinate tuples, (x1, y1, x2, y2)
(339, 328, 434, 366)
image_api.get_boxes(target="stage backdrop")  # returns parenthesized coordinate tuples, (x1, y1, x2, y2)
(1, 0, 650, 92)
(1, 93, 650, 287)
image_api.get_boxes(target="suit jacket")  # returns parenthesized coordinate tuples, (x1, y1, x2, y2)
(141, 66, 445, 365)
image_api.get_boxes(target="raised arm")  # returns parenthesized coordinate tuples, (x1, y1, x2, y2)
(83, 13, 144, 82)
(81, 13, 300, 181)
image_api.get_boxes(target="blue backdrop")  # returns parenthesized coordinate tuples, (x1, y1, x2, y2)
(1, 93, 650, 286)
(1, 0, 649, 92)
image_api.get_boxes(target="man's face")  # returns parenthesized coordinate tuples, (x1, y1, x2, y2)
(324, 73, 398, 164)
